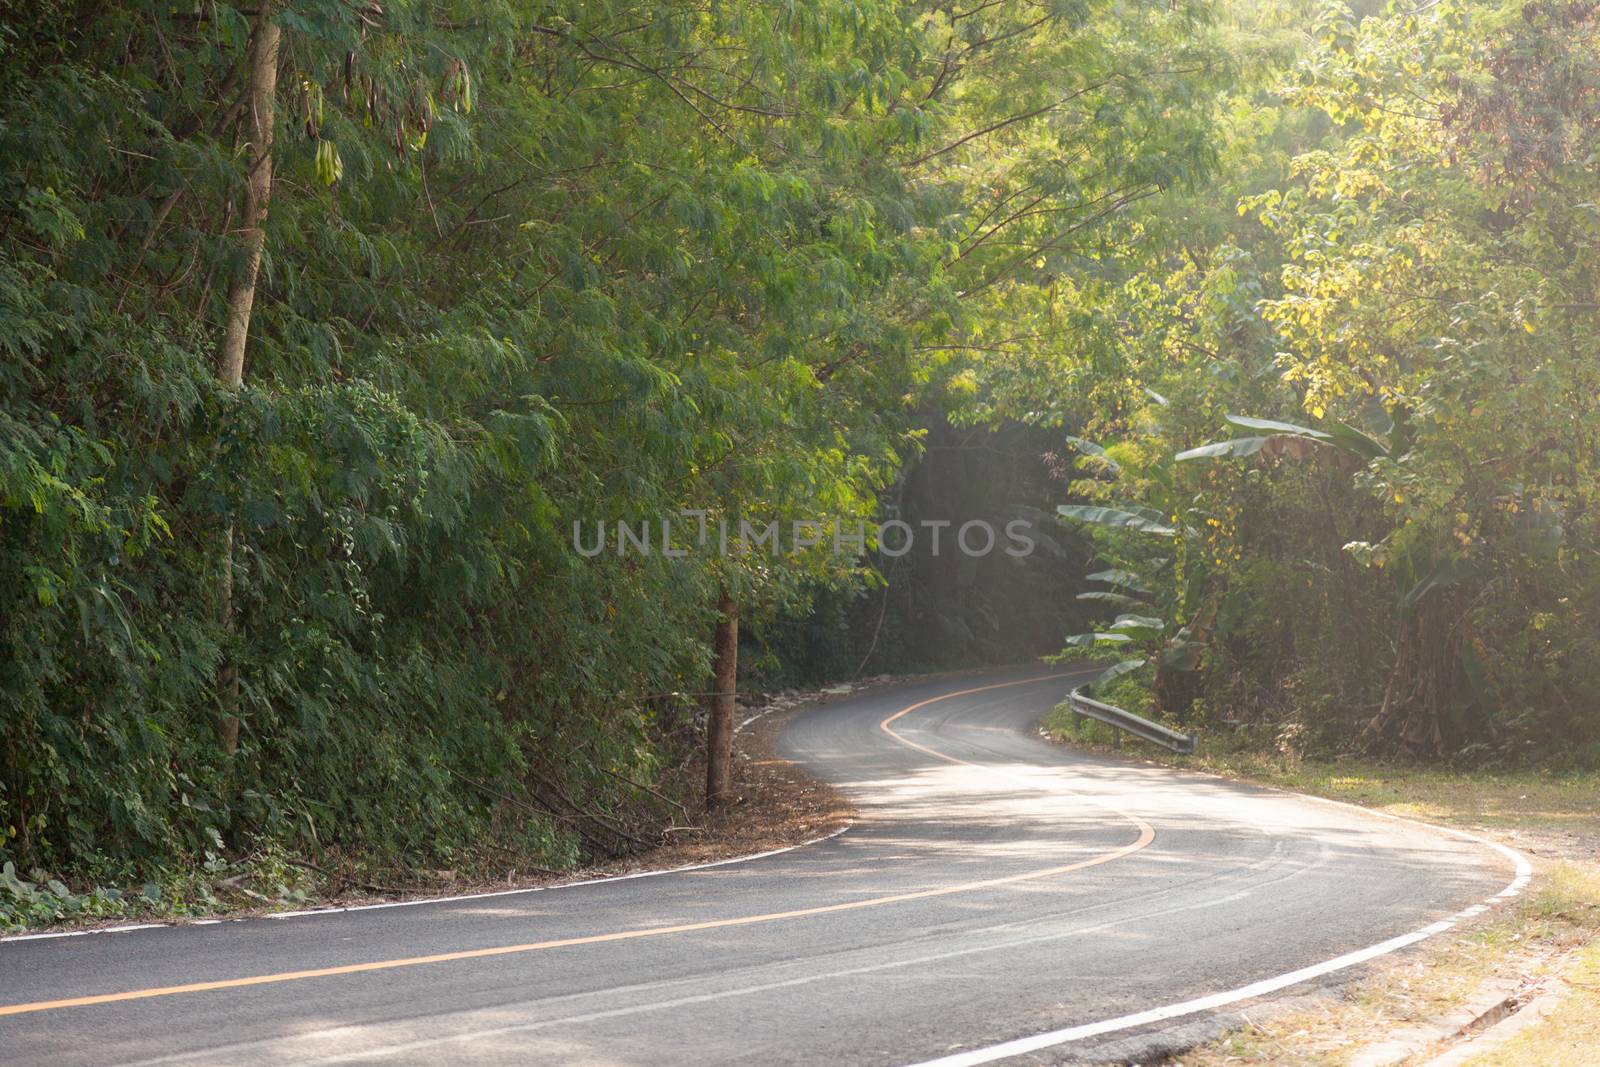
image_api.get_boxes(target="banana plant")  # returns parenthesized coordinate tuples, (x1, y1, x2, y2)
(1174, 408, 1485, 617)
(1061, 609, 1170, 689)
(1059, 569, 1210, 691)
(1174, 412, 1397, 466)
(1055, 437, 1209, 696)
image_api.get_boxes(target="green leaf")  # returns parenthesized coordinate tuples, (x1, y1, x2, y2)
(1109, 613, 1164, 635)
(1064, 436, 1120, 474)
(1057, 504, 1175, 536)
(1156, 639, 1206, 671)
(1093, 657, 1149, 685)
(1064, 631, 1134, 647)
(1325, 421, 1389, 459)
(1076, 590, 1148, 609)
(1, 862, 31, 893)
(1085, 568, 1152, 593)
(1224, 414, 1332, 439)
(1175, 437, 1270, 462)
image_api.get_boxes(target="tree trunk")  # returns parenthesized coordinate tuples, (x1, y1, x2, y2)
(216, 4, 280, 756)
(705, 590, 739, 808)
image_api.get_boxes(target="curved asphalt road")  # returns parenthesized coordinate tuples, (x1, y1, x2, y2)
(0, 667, 1515, 1065)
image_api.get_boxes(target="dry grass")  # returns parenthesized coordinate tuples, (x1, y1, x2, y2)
(1044, 707, 1599, 862)
(1157, 863, 1600, 1066)
(1174, 752, 1600, 861)
(1461, 937, 1600, 1066)
(1046, 729, 1600, 1067)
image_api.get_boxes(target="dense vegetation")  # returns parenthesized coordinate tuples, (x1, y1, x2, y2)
(3, 0, 1597, 926)
(1037, 0, 1600, 766)
(0, 0, 1217, 921)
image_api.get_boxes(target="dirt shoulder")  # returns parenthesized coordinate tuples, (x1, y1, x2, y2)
(1142, 859, 1600, 1067)
(594, 682, 859, 874)
(1039, 714, 1600, 1066)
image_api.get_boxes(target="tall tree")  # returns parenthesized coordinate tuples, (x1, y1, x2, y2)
(214, 2, 281, 755)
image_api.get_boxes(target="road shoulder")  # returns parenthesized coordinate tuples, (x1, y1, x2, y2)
(1037, 717, 1600, 1066)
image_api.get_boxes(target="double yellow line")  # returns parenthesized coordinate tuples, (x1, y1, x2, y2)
(1, 673, 1153, 1018)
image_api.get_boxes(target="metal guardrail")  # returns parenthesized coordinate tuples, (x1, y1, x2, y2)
(1067, 686, 1195, 754)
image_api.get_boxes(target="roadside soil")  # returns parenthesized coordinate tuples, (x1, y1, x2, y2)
(554, 664, 1010, 877)
(1038, 722, 1600, 1067)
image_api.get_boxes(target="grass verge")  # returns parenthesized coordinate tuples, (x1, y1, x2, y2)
(1042, 705, 1600, 1065)
(1463, 936, 1600, 1066)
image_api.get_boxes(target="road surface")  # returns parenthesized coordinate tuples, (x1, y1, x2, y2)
(0, 667, 1520, 1065)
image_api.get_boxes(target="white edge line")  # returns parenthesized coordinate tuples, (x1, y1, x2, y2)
(0, 923, 169, 944)
(7, 675, 895, 944)
(737, 706, 778, 731)
(6, 672, 918, 944)
(899, 791, 1532, 1067)
(1, 825, 852, 944)
(737, 686, 855, 731)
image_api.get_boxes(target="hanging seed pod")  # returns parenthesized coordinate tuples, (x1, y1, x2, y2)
(314, 139, 343, 186)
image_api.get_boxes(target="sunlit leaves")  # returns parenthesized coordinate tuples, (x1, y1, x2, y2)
(1056, 504, 1176, 536)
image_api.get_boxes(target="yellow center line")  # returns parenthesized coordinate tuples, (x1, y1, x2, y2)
(879, 671, 1089, 766)
(1, 672, 1153, 1019)
(877, 670, 1157, 849)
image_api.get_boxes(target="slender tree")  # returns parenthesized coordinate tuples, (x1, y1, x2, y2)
(214, 2, 280, 755)
(705, 591, 740, 807)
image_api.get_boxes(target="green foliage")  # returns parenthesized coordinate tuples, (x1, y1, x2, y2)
(0, 0, 1227, 917)
(1, 861, 127, 930)
(1056, 504, 1178, 537)
(1016, 0, 1600, 763)
(1045, 669, 1170, 748)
